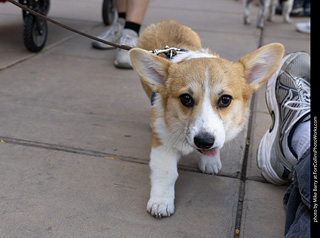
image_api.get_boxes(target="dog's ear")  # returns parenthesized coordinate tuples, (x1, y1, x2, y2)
(239, 43, 284, 91)
(130, 48, 172, 91)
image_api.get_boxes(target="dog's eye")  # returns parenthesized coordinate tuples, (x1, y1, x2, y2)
(218, 95, 232, 108)
(179, 94, 194, 108)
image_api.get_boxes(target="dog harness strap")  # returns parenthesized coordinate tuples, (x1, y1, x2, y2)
(165, 48, 188, 59)
(151, 92, 156, 106)
(150, 46, 188, 60)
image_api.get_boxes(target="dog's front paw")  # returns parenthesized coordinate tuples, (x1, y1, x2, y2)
(198, 153, 222, 174)
(147, 197, 174, 218)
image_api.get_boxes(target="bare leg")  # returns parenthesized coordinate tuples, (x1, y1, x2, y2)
(114, 0, 149, 69)
(126, 0, 149, 24)
(114, 0, 127, 13)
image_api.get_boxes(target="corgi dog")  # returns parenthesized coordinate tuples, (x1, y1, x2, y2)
(129, 20, 284, 218)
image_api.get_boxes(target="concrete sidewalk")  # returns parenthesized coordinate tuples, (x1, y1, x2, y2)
(0, 0, 310, 237)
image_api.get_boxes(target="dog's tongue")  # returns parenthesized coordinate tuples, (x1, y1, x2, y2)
(201, 148, 218, 157)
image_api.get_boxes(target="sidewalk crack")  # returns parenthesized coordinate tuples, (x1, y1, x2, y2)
(233, 92, 257, 238)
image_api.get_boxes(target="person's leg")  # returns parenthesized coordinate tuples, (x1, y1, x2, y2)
(257, 51, 311, 237)
(291, 120, 310, 159)
(290, 0, 304, 16)
(283, 148, 311, 238)
(303, 0, 310, 16)
(114, 0, 149, 69)
(125, 0, 149, 26)
(115, 0, 127, 14)
(281, 114, 310, 236)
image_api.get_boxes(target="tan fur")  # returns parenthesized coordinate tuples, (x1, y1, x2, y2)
(130, 20, 284, 149)
(136, 20, 202, 99)
(129, 20, 284, 218)
(137, 20, 202, 53)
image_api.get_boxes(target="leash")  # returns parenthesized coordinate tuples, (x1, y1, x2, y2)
(150, 46, 188, 59)
(7, 0, 132, 51)
(7, 0, 189, 58)
(7, 0, 190, 108)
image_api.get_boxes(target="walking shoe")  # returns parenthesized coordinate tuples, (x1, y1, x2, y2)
(114, 29, 138, 69)
(92, 18, 125, 49)
(296, 22, 311, 34)
(257, 52, 310, 185)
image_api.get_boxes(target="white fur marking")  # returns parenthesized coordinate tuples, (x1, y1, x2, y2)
(187, 67, 226, 150)
(147, 142, 179, 217)
(198, 150, 222, 174)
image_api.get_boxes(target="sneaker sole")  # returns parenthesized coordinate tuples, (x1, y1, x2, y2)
(114, 60, 133, 69)
(92, 41, 115, 50)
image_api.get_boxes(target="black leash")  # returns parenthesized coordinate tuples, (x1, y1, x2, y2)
(7, 0, 133, 51)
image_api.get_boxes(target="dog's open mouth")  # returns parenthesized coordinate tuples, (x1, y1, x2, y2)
(197, 148, 218, 157)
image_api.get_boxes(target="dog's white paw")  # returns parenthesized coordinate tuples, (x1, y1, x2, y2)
(147, 197, 174, 218)
(198, 154, 222, 174)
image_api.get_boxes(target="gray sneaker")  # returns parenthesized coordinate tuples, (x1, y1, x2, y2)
(92, 18, 125, 49)
(114, 29, 138, 69)
(257, 52, 310, 185)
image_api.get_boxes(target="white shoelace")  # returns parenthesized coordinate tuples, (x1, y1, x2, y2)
(283, 77, 310, 134)
(98, 22, 122, 41)
(284, 77, 310, 111)
(119, 33, 138, 47)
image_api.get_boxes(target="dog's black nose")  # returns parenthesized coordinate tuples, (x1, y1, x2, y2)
(194, 133, 215, 149)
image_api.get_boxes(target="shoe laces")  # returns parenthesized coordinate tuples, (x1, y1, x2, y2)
(119, 32, 138, 47)
(284, 77, 310, 111)
(98, 22, 122, 40)
(283, 77, 310, 134)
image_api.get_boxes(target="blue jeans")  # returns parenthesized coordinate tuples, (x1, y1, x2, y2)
(283, 148, 311, 238)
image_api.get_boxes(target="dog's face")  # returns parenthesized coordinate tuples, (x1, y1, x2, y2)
(164, 58, 251, 156)
(130, 44, 284, 155)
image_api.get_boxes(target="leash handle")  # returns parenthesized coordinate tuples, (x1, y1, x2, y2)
(7, 0, 133, 51)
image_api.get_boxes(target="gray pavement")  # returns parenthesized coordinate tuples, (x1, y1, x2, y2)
(0, 0, 310, 237)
